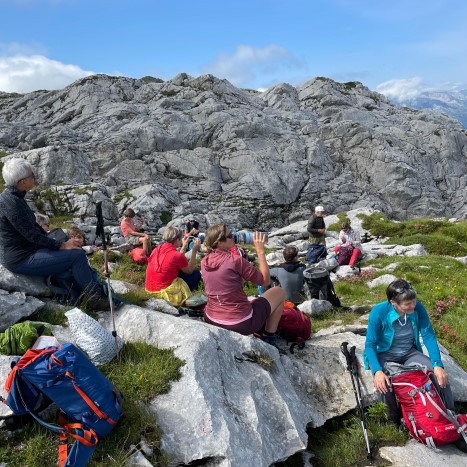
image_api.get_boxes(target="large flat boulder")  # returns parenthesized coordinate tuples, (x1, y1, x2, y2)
(0, 265, 48, 296)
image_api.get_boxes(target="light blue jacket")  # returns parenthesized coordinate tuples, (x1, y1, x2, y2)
(364, 300, 443, 374)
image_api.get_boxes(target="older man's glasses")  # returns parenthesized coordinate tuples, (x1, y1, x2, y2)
(20, 172, 36, 182)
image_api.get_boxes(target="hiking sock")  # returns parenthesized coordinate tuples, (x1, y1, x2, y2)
(262, 330, 275, 337)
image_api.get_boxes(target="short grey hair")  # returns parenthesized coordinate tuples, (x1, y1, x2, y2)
(163, 226, 183, 244)
(2, 158, 33, 187)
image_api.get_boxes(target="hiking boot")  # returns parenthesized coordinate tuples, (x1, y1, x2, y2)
(452, 437, 467, 453)
(260, 334, 286, 355)
(77, 291, 111, 311)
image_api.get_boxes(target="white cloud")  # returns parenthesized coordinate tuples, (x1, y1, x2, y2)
(0, 55, 94, 93)
(376, 77, 425, 101)
(200, 44, 305, 87)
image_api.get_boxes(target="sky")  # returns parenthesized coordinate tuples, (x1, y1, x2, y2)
(1, 0, 467, 101)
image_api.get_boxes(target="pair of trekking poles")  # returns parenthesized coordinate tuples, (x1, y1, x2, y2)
(340, 341, 372, 461)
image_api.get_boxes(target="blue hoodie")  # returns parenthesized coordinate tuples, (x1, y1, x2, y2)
(364, 300, 444, 374)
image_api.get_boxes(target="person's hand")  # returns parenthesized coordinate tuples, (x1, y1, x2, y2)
(192, 238, 201, 252)
(253, 231, 267, 252)
(374, 370, 390, 394)
(433, 366, 448, 388)
(318, 228, 325, 234)
(60, 237, 83, 250)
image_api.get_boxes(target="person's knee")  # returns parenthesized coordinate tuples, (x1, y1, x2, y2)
(263, 287, 285, 310)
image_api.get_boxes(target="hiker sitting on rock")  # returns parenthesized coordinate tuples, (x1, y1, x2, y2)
(201, 224, 285, 349)
(120, 208, 152, 255)
(261, 246, 306, 305)
(334, 221, 363, 268)
(364, 279, 455, 425)
(145, 226, 201, 306)
(0, 158, 108, 309)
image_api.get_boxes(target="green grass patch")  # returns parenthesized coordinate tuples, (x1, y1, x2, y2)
(359, 213, 467, 256)
(327, 212, 349, 232)
(308, 403, 408, 466)
(29, 302, 70, 325)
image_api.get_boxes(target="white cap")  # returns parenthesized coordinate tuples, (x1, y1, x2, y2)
(315, 205, 325, 212)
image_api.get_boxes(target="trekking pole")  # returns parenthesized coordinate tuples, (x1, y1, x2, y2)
(340, 341, 372, 461)
(95, 201, 120, 357)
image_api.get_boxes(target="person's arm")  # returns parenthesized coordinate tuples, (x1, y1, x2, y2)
(417, 302, 449, 388)
(253, 231, 270, 285)
(4, 198, 62, 250)
(122, 220, 147, 238)
(180, 239, 201, 274)
(417, 303, 443, 368)
(339, 230, 346, 243)
(307, 216, 318, 234)
(365, 310, 391, 393)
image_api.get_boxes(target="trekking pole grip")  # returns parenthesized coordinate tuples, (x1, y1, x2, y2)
(340, 341, 353, 370)
(350, 345, 359, 375)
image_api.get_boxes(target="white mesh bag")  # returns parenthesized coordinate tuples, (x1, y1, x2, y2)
(65, 307, 123, 365)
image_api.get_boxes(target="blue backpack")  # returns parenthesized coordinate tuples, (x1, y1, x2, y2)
(4, 343, 123, 467)
(306, 244, 326, 264)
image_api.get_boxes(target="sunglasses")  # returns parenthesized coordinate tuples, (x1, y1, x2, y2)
(392, 283, 414, 298)
(220, 232, 234, 241)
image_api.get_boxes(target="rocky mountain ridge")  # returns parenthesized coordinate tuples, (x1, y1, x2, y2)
(1, 74, 467, 229)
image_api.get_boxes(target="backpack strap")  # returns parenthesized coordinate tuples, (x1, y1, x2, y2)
(64, 371, 117, 425)
(13, 371, 65, 434)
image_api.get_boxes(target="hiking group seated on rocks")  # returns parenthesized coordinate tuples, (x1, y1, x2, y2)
(334, 221, 363, 268)
(0, 158, 109, 310)
(261, 246, 306, 305)
(120, 208, 152, 256)
(201, 223, 285, 349)
(145, 226, 201, 306)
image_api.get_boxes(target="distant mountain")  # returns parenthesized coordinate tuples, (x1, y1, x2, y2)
(394, 89, 467, 128)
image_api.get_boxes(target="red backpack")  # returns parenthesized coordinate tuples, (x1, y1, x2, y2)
(389, 363, 467, 448)
(276, 302, 312, 353)
(129, 247, 148, 264)
(337, 244, 354, 266)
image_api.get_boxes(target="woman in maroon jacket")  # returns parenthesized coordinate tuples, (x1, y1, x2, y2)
(201, 224, 284, 347)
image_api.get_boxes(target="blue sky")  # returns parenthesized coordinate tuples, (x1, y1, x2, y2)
(1, 0, 467, 100)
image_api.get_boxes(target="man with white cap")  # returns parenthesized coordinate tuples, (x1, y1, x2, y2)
(307, 205, 326, 245)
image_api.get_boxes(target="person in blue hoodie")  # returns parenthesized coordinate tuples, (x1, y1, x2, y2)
(364, 279, 454, 424)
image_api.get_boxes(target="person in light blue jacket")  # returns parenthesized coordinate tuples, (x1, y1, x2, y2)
(364, 279, 454, 424)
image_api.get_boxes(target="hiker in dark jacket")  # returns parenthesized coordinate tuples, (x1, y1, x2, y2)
(307, 205, 326, 244)
(0, 158, 107, 307)
(262, 246, 306, 304)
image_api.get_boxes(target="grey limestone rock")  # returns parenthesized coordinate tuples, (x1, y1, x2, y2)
(0, 290, 44, 331)
(0, 265, 48, 296)
(379, 439, 467, 466)
(1, 74, 466, 228)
